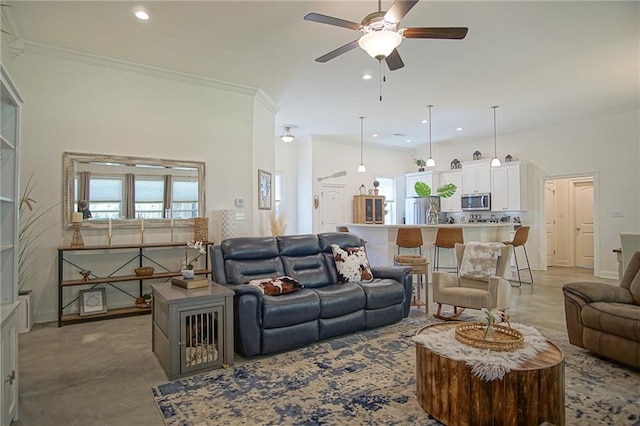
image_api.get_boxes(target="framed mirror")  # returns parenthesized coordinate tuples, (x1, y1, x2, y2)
(63, 152, 206, 229)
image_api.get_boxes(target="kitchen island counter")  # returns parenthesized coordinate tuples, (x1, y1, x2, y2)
(340, 223, 513, 267)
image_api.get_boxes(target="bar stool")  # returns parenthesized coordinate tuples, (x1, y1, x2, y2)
(433, 227, 464, 273)
(393, 228, 429, 311)
(502, 225, 533, 287)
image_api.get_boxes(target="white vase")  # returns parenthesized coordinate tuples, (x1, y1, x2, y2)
(182, 269, 195, 279)
(18, 290, 33, 333)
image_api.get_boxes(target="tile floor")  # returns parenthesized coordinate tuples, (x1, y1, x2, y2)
(14, 267, 615, 425)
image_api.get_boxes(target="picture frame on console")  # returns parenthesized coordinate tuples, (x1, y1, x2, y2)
(79, 288, 107, 316)
(258, 169, 272, 210)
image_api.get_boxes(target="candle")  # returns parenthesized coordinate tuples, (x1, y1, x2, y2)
(108, 218, 112, 237)
(141, 217, 144, 231)
(72, 212, 83, 223)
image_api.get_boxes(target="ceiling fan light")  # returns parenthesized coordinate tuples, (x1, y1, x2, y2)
(491, 157, 501, 167)
(281, 127, 295, 143)
(358, 31, 402, 60)
(426, 157, 436, 167)
(358, 164, 367, 173)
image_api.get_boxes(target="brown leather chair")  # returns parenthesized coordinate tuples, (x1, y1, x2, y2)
(393, 228, 428, 311)
(433, 227, 464, 273)
(502, 226, 533, 286)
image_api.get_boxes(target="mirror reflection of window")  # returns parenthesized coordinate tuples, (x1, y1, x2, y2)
(274, 172, 283, 217)
(64, 152, 205, 227)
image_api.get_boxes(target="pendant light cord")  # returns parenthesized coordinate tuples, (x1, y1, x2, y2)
(360, 116, 364, 163)
(428, 105, 433, 157)
(493, 105, 498, 157)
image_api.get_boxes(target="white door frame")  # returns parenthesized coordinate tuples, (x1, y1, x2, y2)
(538, 171, 600, 274)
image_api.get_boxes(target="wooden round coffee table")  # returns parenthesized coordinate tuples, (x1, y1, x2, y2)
(415, 322, 565, 426)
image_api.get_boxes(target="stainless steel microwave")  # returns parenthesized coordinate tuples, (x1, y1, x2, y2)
(461, 193, 491, 211)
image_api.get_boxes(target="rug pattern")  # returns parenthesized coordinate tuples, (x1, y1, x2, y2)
(152, 318, 640, 425)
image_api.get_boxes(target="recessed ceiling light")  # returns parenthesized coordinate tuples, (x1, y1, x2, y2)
(406, 139, 412, 143)
(456, 127, 463, 131)
(362, 74, 373, 80)
(372, 133, 378, 137)
(421, 119, 428, 124)
(134, 7, 150, 20)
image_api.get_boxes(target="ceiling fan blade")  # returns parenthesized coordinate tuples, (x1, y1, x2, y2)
(304, 13, 363, 31)
(403, 27, 469, 39)
(385, 49, 405, 71)
(384, 0, 419, 23)
(315, 40, 360, 63)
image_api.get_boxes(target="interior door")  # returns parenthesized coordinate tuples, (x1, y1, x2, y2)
(545, 181, 557, 267)
(320, 184, 345, 232)
(574, 180, 594, 268)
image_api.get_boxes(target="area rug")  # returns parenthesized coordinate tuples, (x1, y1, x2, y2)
(152, 318, 640, 425)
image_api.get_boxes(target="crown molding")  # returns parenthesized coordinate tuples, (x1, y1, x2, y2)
(255, 88, 278, 114)
(17, 39, 277, 107)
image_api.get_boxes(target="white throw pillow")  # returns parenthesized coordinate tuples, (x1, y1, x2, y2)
(331, 244, 374, 283)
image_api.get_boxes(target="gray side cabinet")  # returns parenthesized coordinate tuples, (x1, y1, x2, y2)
(151, 282, 234, 380)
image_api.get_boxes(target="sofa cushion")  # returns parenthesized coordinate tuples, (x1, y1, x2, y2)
(225, 258, 285, 285)
(312, 283, 366, 318)
(247, 276, 303, 296)
(358, 278, 405, 309)
(581, 302, 640, 342)
(281, 254, 332, 288)
(331, 244, 374, 283)
(262, 289, 320, 329)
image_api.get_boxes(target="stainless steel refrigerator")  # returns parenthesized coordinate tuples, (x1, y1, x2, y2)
(405, 196, 444, 225)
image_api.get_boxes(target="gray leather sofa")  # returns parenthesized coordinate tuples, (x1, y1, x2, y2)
(211, 232, 412, 356)
(563, 251, 640, 369)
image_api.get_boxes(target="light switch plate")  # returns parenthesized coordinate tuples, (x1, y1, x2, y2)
(235, 212, 245, 221)
(612, 210, 623, 217)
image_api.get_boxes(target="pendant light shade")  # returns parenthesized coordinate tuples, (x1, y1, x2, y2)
(281, 126, 295, 143)
(426, 104, 435, 167)
(358, 117, 366, 173)
(491, 106, 501, 167)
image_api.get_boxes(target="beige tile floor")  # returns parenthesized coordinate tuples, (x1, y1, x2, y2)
(14, 267, 614, 426)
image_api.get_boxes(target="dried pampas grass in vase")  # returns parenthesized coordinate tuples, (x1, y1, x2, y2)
(270, 211, 287, 236)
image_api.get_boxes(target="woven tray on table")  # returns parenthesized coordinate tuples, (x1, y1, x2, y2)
(455, 322, 524, 352)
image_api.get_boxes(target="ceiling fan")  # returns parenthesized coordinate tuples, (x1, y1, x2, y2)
(304, 0, 468, 71)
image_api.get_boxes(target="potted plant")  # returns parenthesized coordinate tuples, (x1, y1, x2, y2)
(18, 173, 56, 333)
(414, 158, 426, 172)
(414, 181, 458, 225)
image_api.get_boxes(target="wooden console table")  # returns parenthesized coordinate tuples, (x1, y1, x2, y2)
(415, 322, 565, 426)
(57, 242, 212, 326)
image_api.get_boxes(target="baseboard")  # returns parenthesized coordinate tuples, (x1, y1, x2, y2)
(596, 270, 619, 280)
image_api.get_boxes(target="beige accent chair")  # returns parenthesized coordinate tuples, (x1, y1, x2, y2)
(562, 251, 640, 369)
(433, 243, 512, 320)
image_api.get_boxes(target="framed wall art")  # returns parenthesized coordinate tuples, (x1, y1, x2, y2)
(258, 169, 272, 210)
(79, 288, 107, 316)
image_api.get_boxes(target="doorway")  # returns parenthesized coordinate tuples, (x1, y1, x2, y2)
(543, 176, 594, 269)
(320, 184, 346, 233)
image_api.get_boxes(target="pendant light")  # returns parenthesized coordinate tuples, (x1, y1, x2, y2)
(281, 126, 295, 143)
(426, 104, 435, 167)
(490, 105, 501, 167)
(357, 117, 366, 173)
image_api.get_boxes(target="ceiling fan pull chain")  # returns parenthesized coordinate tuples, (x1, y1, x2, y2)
(379, 60, 383, 102)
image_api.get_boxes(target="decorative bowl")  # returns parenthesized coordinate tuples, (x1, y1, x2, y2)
(134, 267, 154, 276)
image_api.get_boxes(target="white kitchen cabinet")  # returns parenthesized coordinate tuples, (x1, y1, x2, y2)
(461, 159, 491, 194)
(491, 161, 528, 211)
(406, 171, 440, 198)
(0, 64, 21, 425)
(439, 170, 463, 212)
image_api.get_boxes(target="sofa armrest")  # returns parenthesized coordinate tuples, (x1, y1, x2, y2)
(371, 265, 412, 282)
(224, 284, 264, 356)
(562, 281, 634, 305)
(371, 266, 413, 317)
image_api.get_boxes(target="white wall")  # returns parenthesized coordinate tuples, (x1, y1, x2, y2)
(6, 48, 276, 322)
(274, 136, 299, 235)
